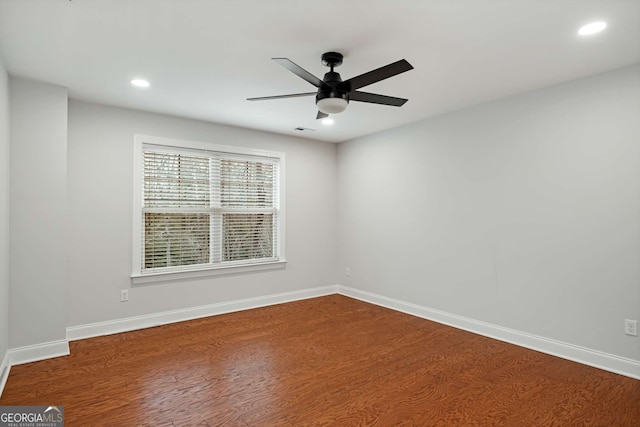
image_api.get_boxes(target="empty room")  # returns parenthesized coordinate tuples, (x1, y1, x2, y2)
(0, 0, 639, 426)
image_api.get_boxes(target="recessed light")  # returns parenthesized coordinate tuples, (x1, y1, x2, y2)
(321, 118, 334, 126)
(578, 21, 607, 36)
(130, 79, 150, 88)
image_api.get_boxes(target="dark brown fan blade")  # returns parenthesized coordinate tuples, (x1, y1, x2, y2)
(349, 91, 408, 107)
(247, 92, 316, 101)
(342, 59, 413, 91)
(316, 111, 329, 120)
(273, 58, 324, 88)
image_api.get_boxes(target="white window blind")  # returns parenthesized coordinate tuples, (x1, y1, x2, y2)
(140, 144, 280, 273)
(217, 159, 277, 262)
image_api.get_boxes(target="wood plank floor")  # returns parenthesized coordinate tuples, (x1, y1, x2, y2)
(1, 295, 638, 426)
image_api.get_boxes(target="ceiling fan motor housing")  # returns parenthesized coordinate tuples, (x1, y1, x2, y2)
(316, 68, 349, 114)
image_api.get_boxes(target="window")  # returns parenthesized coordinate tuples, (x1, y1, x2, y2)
(132, 135, 285, 282)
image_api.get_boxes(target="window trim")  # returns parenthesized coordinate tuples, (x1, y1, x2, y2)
(131, 134, 286, 284)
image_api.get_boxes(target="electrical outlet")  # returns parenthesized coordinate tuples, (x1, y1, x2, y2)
(625, 319, 637, 336)
(120, 289, 129, 302)
(346, 267, 351, 276)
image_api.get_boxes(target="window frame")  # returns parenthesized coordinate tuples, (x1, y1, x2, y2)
(131, 134, 286, 284)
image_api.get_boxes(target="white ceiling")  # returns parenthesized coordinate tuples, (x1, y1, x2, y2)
(0, 0, 638, 143)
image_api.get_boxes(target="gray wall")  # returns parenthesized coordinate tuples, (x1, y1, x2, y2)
(9, 78, 68, 348)
(66, 101, 338, 327)
(0, 57, 9, 361)
(4, 64, 638, 369)
(338, 65, 640, 360)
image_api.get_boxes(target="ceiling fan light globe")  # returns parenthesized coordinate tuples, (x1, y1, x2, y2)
(317, 97, 348, 114)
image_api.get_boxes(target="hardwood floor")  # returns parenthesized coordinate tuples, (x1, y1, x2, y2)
(1, 295, 638, 426)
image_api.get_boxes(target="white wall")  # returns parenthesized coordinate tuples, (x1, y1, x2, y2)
(9, 78, 68, 348)
(66, 101, 338, 327)
(0, 57, 10, 364)
(338, 65, 640, 361)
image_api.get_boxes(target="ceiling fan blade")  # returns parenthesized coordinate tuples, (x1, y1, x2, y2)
(272, 58, 324, 88)
(316, 111, 329, 120)
(247, 92, 316, 101)
(349, 91, 408, 107)
(342, 59, 413, 91)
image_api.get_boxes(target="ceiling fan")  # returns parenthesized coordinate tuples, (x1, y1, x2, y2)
(247, 52, 414, 120)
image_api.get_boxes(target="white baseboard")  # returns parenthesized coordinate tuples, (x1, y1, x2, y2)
(8, 340, 70, 366)
(67, 285, 339, 341)
(338, 285, 640, 380)
(0, 350, 10, 398)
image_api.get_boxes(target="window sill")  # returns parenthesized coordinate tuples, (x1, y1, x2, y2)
(131, 260, 287, 285)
